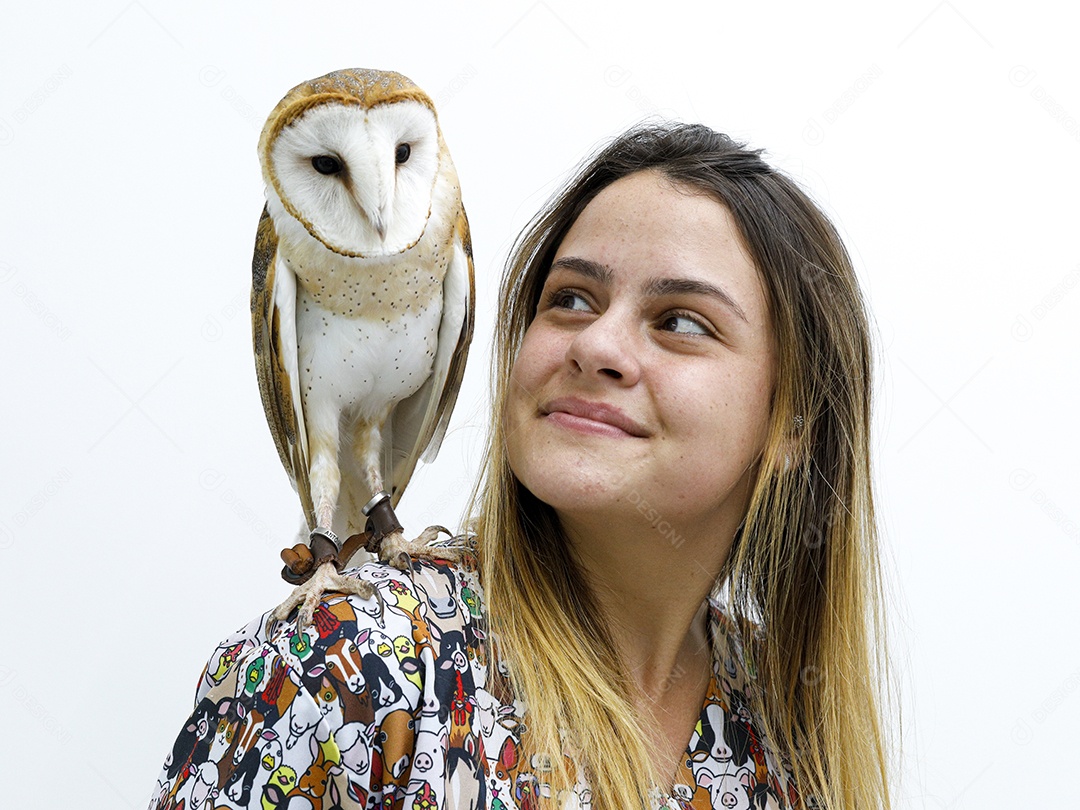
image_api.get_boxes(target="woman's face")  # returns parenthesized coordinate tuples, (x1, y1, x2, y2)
(504, 170, 777, 541)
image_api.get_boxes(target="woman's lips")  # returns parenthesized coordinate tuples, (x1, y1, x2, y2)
(541, 397, 648, 438)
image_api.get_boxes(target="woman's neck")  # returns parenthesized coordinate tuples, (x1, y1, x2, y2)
(562, 512, 729, 784)
(560, 510, 734, 697)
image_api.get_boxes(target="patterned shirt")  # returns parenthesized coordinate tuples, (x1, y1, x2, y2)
(148, 556, 805, 810)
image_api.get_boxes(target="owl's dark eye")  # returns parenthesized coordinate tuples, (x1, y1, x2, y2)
(311, 155, 342, 175)
(395, 143, 411, 165)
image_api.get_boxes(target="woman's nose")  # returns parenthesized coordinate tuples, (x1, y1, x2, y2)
(565, 308, 641, 385)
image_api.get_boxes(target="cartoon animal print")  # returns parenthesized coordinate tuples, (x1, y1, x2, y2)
(322, 636, 366, 695)
(209, 642, 247, 684)
(515, 773, 542, 810)
(406, 780, 438, 810)
(298, 733, 343, 809)
(309, 603, 342, 639)
(377, 708, 416, 782)
(693, 703, 736, 763)
(166, 697, 232, 780)
(447, 670, 477, 773)
(261, 764, 298, 809)
(696, 765, 752, 810)
(284, 627, 317, 669)
(172, 761, 219, 810)
(493, 735, 518, 783)
(689, 705, 751, 805)
(209, 699, 247, 784)
(165, 702, 213, 780)
(310, 675, 344, 734)
(230, 705, 267, 767)
(358, 632, 406, 710)
(285, 687, 322, 750)
(415, 564, 459, 620)
(412, 725, 449, 782)
(261, 658, 292, 714)
(722, 681, 754, 725)
(391, 634, 423, 692)
(444, 754, 483, 810)
(433, 629, 470, 724)
(336, 721, 373, 785)
(243, 655, 268, 697)
(310, 639, 374, 726)
(225, 746, 262, 805)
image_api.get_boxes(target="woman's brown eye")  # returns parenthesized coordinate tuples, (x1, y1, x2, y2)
(551, 290, 589, 311)
(660, 313, 709, 335)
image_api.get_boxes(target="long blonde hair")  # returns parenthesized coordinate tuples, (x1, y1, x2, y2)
(473, 123, 892, 810)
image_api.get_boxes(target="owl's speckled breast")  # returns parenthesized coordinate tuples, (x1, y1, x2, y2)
(285, 247, 446, 322)
(294, 281, 441, 419)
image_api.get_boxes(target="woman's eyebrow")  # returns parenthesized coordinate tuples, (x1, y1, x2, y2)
(644, 277, 749, 323)
(550, 256, 612, 284)
(551, 256, 749, 324)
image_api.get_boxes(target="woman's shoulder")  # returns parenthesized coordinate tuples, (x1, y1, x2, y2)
(195, 554, 484, 700)
(150, 555, 487, 810)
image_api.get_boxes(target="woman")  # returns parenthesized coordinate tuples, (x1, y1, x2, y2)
(149, 123, 892, 810)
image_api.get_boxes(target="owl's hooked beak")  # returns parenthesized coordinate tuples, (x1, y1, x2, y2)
(348, 180, 390, 243)
(340, 147, 393, 245)
(371, 213, 388, 242)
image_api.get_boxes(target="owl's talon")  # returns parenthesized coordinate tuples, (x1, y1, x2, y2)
(375, 525, 461, 569)
(272, 561, 377, 630)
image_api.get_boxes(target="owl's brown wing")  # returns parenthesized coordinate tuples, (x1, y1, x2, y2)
(251, 205, 315, 529)
(385, 205, 475, 507)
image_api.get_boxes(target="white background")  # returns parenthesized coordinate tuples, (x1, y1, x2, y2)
(1, 2, 1077, 807)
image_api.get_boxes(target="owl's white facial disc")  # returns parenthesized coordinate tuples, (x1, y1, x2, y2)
(269, 99, 439, 256)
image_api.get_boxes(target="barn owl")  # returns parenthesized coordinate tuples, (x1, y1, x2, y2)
(251, 69, 473, 627)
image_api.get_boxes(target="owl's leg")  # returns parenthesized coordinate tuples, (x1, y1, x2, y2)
(352, 419, 411, 571)
(353, 415, 388, 498)
(350, 419, 462, 571)
(272, 407, 378, 630)
(306, 407, 342, 531)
